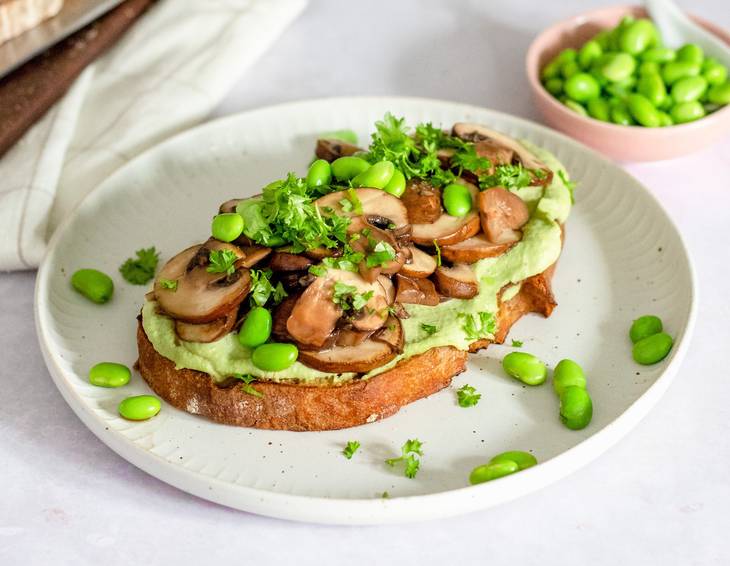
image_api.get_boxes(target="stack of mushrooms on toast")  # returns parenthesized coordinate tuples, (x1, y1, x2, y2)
(137, 115, 573, 431)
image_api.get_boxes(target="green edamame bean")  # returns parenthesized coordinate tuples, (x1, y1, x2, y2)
(637, 72, 667, 107)
(306, 159, 332, 189)
(629, 315, 663, 343)
(600, 53, 636, 82)
(541, 58, 562, 81)
(89, 362, 131, 388)
(118, 395, 161, 421)
(619, 19, 656, 55)
(676, 43, 704, 65)
(383, 169, 406, 197)
(605, 82, 631, 99)
(489, 450, 537, 470)
(658, 111, 673, 127)
(587, 97, 610, 121)
(71, 269, 114, 304)
(559, 386, 593, 430)
(593, 30, 611, 50)
(626, 94, 661, 127)
(672, 76, 707, 103)
(469, 460, 519, 485)
(610, 102, 635, 125)
(638, 61, 660, 76)
(238, 306, 272, 348)
(252, 342, 298, 371)
(561, 61, 581, 79)
(662, 61, 700, 85)
(553, 359, 587, 396)
(331, 156, 370, 181)
(632, 332, 673, 365)
(502, 352, 547, 386)
(442, 183, 473, 217)
(211, 213, 244, 243)
(707, 82, 730, 105)
(544, 77, 563, 95)
(564, 99, 588, 116)
(351, 160, 395, 189)
(641, 46, 676, 63)
(671, 101, 705, 123)
(564, 73, 600, 102)
(556, 48, 577, 65)
(702, 59, 728, 86)
(578, 40, 602, 69)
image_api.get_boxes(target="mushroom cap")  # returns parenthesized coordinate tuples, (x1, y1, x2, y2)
(395, 274, 440, 306)
(401, 179, 442, 224)
(441, 234, 515, 264)
(452, 123, 548, 172)
(316, 188, 409, 231)
(399, 246, 437, 278)
(174, 308, 237, 343)
(433, 264, 480, 299)
(478, 188, 529, 244)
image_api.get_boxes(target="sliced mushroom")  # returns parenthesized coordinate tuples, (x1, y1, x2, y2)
(303, 246, 339, 261)
(441, 234, 515, 264)
(395, 274, 440, 306)
(433, 264, 479, 299)
(316, 188, 409, 231)
(410, 181, 480, 246)
(474, 139, 515, 173)
(268, 251, 313, 272)
(219, 198, 242, 214)
(271, 294, 298, 342)
(436, 147, 456, 169)
(452, 123, 548, 172)
(155, 242, 250, 324)
(315, 139, 363, 162)
(174, 308, 237, 343)
(297, 322, 403, 373)
(239, 246, 272, 268)
(399, 246, 437, 278)
(350, 275, 394, 332)
(478, 188, 530, 244)
(401, 179, 442, 224)
(335, 328, 372, 348)
(346, 216, 407, 283)
(372, 316, 405, 353)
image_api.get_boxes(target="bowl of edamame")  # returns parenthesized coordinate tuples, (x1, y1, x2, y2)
(526, 5, 730, 161)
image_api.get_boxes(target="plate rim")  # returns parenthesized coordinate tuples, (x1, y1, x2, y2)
(34, 95, 699, 524)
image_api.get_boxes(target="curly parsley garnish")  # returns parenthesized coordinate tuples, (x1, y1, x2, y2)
(366, 241, 396, 268)
(511, 339, 524, 348)
(233, 374, 264, 398)
(332, 281, 373, 312)
(420, 323, 438, 336)
(158, 278, 177, 291)
(479, 164, 535, 190)
(119, 246, 159, 285)
(206, 249, 238, 275)
(386, 439, 424, 479)
(456, 384, 481, 407)
(451, 144, 492, 176)
(249, 268, 287, 307)
(343, 441, 360, 460)
(460, 312, 496, 341)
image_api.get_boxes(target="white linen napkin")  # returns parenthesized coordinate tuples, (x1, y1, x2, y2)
(0, 0, 306, 271)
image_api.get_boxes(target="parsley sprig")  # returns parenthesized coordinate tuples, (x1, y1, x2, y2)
(343, 441, 360, 460)
(366, 241, 396, 268)
(119, 247, 159, 285)
(511, 339, 524, 348)
(460, 312, 496, 341)
(332, 281, 373, 312)
(456, 384, 481, 407)
(479, 164, 540, 190)
(233, 374, 264, 398)
(158, 278, 178, 291)
(206, 249, 238, 275)
(386, 439, 424, 479)
(249, 269, 287, 307)
(420, 323, 438, 336)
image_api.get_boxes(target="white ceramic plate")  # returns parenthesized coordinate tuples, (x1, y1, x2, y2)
(35, 97, 696, 525)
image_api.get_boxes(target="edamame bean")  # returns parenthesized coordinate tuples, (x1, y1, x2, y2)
(502, 352, 547, 386)
(564, 73, 600, 102)
(383, 169, 406, 197)
(238, 306, 272, 348)
(627, 93, 661, 127)
(469, 460, 519, 485)
(561, 61, 581, 79)
(676, 43, 704, 65)
(702, 59, 728, 86)
(658, 111, 673, 127)
(556, 48, 577, 65)
(211, 213, 244, 243)
(671, 101, 705, 123)
(708, 82, 730, 105)
(632, 332, 673, 365)
(541, 58, 562, 81)
(306, 159, 332, 189)
(599, 53, 636, 82)
(252, 342, 298, 371)
(578, 40, 602, 69)
(637, 72, 667, 106)
(672, 76, 707, 103)
(564, 99, 588, 116)
(587, 97, 610, 121)
(619, 19, 656, 55)
(638, 61, 660, 76)
(489, 450, 537, 470)
(553, 359, 587, 396)
(559, 386, 593, 430)
(610, 102, 635, 125)
(351, 160, 395, 189)
(641, 46, 676, 63)
(331, 156, 370, 181)
(662, 61, 700, 85)
(71, 269, 114, 304)
(89, 362, 131, 388)
(442, 183, 473, 217)
(118, 395, 161, 421)
(629, 315, 663, 343)
(544, 77, 564, 95)
(593, 30, 611, 49)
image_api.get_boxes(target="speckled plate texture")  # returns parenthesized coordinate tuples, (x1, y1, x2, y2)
(35, 97, 697, 524)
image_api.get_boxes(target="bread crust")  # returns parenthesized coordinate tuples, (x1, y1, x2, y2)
(136, 266, 557, 431)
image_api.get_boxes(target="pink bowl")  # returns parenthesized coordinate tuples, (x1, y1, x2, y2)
(526, 4, 730, 162)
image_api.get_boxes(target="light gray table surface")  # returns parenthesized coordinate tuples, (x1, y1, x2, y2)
(2, 0, 729, 564)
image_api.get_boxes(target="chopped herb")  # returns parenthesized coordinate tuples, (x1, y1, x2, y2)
(511, 339, 524, 348)
(158, 278, 178, 291)
(233, 374, 264, 398)
(381, 491, 390, 499)
(479, 164, 534, 190)
(460, 311, 496, 341)
(420, 323, 438, 336)
(366, 241, 396, 268)
(309, 264, 327, 277)
(206, 249, 238, 275)
(385, 439, 423, 479)
(339, 198, 354, 213)
(344, 188, 363, 214)
(558, 169, 576, 203)
(451, 144, 492, 175)
(119, 246, 159, 285)
(343, 441, 360, 459)
(249, 269, 287, 307)
(433, 240, 442, 267)
(456, 384, 481, 407)
(332, 281, 373, 312)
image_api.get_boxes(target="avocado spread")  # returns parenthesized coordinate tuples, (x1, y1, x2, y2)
(142, 143, 572, 385)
